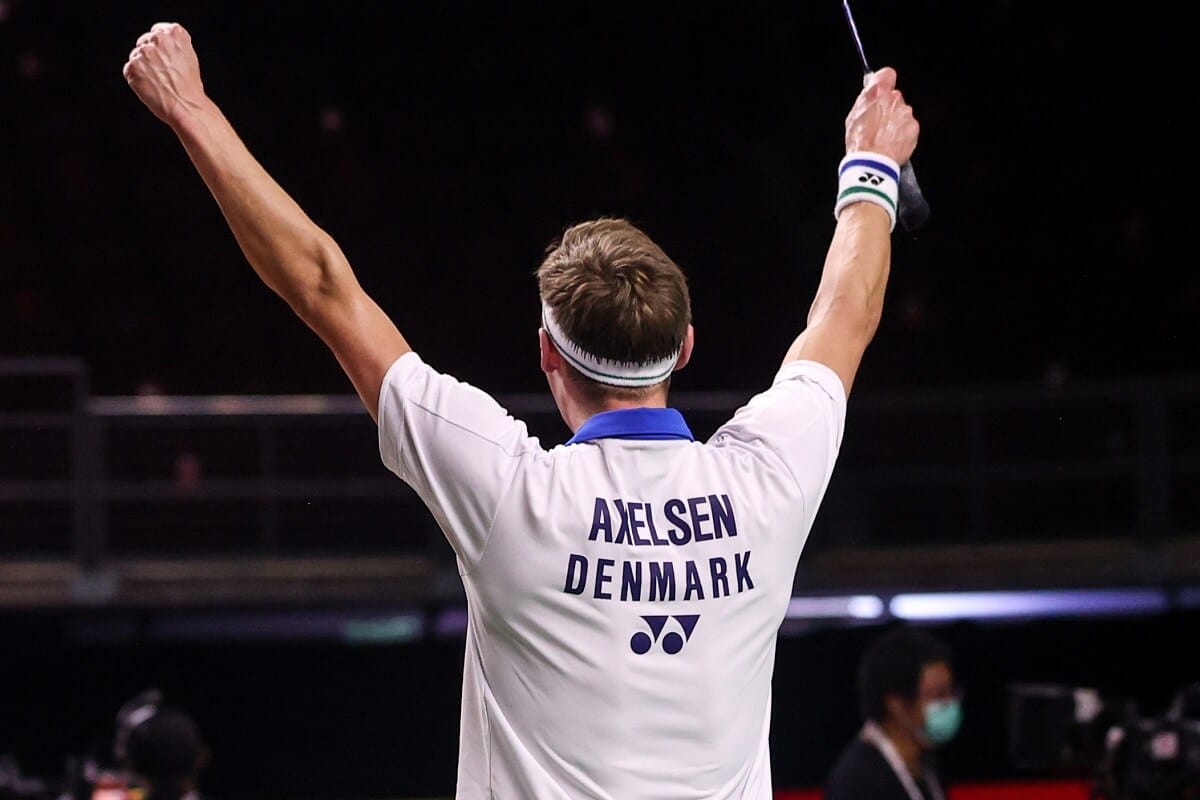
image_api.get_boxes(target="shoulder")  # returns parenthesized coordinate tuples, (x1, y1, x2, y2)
(709, 359, 847, 470)
(826, 737, 896, 796)
(378, 352, 545, 467)
(828, 736, 885, 774)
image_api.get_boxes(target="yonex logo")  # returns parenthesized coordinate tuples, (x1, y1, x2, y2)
(858, 171, 884, 186)
(630, 614, 699, 655)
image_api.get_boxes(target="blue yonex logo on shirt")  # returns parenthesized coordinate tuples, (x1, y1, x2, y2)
(630, 614, 699, 654)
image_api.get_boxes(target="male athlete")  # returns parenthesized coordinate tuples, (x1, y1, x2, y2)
(124, 21, 918, 800)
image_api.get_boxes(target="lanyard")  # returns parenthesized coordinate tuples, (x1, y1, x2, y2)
(860, 721, 946, 800)
(566, 407, 695, 445)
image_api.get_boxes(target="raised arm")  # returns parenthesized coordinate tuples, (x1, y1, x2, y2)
(122, 22, 410, 421)
(784, 67, 919, 396)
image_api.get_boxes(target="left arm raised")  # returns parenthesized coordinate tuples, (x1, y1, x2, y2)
(123, 22, 409, 421)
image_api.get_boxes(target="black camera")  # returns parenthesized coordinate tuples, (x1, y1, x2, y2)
(1008, 682, 1200, 800)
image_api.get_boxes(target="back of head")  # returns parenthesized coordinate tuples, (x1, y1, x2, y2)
(537, 218, 691, 400)
(857, 625, 953, 723)
(125, 709, 205, 798)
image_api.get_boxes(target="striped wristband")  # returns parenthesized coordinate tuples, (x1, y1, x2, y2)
(834, 152, 900, 232)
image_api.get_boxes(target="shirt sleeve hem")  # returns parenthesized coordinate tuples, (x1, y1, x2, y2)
(376, 351, 425, 475)
(773, 359, 848, 409)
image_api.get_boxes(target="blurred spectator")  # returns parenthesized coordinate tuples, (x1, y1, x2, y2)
(114, 691, 209, 800)
(825, 626, 962, 800)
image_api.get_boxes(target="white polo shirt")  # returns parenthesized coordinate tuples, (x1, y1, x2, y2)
(378, 352, 846, 799)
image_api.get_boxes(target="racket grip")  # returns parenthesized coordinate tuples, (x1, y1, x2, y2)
(860, 72, 930, 231)
(897, 160, 930, 231)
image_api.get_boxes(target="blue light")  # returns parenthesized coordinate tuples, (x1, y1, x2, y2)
(890, 589, 1168, 621)
(785, 594, 885, 620)
(342, 614, 424, 644)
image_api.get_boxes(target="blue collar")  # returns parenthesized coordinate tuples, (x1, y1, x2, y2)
(567, 407, 695, 445)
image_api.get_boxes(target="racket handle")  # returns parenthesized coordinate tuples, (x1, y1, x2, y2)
(861, 72, 930, 231)
(897, 160, 930, 231)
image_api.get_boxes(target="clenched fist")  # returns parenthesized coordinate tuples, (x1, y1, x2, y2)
(844, 67, 919, 166)
(123, 22, 206, 126)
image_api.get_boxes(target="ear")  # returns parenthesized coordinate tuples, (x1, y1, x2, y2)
(883, 692, 910, 722)
(540, 328, 563, 376)
(673, 324, 695, 372)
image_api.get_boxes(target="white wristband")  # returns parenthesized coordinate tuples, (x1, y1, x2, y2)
(834, 152, 900, 232)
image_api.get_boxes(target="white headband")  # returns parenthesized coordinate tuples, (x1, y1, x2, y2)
(541, 304, 681, 388)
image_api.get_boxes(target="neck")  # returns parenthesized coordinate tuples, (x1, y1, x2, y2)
(880, 717, 925, 776)
(565, 393, 668, 433)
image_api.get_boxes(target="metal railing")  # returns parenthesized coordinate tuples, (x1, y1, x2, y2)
(1, 358, 1197, 578)
(0, 358, 96, 564)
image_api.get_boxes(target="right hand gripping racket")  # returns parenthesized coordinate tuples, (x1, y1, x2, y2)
(840, 0, 930, 231)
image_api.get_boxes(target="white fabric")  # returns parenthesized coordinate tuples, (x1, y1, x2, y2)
(379, 352, 846, 799)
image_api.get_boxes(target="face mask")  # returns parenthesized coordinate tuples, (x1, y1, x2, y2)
(923, 698, 963, 745)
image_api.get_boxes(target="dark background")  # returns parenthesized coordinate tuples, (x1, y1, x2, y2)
(1, 1, 1197, 798)
(2, 0, 1193, 398)
(4, 610, 1199, 798)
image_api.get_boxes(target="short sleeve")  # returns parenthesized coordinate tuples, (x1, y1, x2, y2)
(377, 352, 541, 569)
(710, 359, 847, 516)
